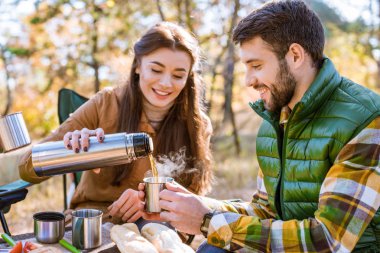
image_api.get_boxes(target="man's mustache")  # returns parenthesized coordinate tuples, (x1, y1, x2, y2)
(253, 83, 269, 90)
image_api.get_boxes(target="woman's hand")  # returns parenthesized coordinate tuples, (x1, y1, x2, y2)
(63, 128, 104, 153)
(108, 189, 145, 222)
(63, 128, 104, 173)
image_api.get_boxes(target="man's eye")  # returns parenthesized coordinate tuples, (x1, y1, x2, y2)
(252, 65, 261, 69)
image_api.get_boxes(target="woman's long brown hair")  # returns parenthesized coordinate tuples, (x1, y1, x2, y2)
(112, 22, 213, 195)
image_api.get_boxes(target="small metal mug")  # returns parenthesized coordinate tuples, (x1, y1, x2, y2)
(33, 212, 65, 244)
(144, 177, 174, 213)
(0, 112, 31, 152)
(72, 209, 102, 250)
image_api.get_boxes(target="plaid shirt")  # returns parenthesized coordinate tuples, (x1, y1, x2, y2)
(204, 116, 380, 252)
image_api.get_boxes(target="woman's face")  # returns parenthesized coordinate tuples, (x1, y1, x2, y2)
(136, 48, 192, 109)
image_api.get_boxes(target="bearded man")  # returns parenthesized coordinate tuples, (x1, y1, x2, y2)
(141, 1, 380, 252)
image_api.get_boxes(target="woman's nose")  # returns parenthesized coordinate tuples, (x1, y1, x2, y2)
(159, 74, 172, 88)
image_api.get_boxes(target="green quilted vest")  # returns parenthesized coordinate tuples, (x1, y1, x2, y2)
(250, 58, 380, 252)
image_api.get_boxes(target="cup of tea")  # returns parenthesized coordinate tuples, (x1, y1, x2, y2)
(72, 209, 102, 250)
(143, 177, 174, 213)
(33, 211, 65, 244)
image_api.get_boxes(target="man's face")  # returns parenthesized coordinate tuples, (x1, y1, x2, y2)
(240, 37, 296, 113)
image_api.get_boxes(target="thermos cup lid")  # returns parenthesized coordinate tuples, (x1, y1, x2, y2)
(133, 133, 153, 156)
(0, 112, 31, 152)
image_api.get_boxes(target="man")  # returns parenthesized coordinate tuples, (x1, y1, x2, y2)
(140, 1, 380, 252)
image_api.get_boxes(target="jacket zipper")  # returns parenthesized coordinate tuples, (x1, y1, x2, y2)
(249, 102, 285, 218)
(278, 104, 298, 220)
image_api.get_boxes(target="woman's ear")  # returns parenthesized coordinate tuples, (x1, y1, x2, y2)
(135, 66, 140, 74)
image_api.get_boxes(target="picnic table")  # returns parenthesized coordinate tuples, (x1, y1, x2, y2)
(0, 223, 119, 252)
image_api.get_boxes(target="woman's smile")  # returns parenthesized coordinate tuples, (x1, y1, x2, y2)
(137, 47, 191, 108)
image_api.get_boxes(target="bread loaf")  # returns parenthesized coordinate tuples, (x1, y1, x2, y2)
(110, 223, 158, 253)
(141, 223, 194, 253)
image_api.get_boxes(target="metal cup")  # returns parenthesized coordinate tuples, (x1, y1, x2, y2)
(0, 112, 31, 152)
(33, 212, 65, 244)
(144, 177, 174, 213)
(72, 209, 102, 250)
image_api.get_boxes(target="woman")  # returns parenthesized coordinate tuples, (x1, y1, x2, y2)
(19, 22, 213, 224)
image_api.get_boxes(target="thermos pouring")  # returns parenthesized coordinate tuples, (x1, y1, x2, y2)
(32, 132, 153, 176)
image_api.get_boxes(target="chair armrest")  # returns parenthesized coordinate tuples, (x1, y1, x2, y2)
(0, 180, 31, 211)
(0, 180, 31, 197)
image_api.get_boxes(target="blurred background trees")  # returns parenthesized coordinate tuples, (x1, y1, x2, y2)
(1, 0, 380, 234)
(1, 0, 380, 153)
(1, 0, 380, 150)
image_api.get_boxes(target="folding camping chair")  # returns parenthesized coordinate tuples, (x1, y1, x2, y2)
(57, 88, 88, 210)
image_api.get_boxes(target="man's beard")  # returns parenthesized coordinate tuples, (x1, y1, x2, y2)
(264, 59, 297, 113)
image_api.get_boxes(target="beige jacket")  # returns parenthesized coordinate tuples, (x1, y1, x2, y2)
(19, 86, 212, 220)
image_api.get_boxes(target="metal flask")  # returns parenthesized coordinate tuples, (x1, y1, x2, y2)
(32, 132, 153, 176)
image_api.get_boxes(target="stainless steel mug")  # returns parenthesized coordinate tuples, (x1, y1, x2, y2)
(72, 209, 102, 250)
(33, 212, 65, 244)
(0, 112, 31, 152)
(32, 132, 153, 176)
(144, 177, 174, 213)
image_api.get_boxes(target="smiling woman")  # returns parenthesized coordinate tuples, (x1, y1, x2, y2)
(18, 22, 213, 227)
(137, 48, 191, 111)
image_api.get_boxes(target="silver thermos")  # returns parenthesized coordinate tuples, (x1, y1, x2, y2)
(32, 132, 153, 176)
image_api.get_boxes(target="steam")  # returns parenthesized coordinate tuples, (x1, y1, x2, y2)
(145, 146, 198, 179)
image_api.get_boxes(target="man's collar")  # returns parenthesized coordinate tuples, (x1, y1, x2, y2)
(292, 57, 341, 119)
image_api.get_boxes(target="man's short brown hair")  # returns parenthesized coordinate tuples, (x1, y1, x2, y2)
(232, 0, 324, 68)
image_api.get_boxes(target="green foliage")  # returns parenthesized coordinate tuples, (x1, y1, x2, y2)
(1, 0, 380, 139)
(30, 16, 43, 24)
(7, 47, 31, 57)
(2, 0, 380, 234)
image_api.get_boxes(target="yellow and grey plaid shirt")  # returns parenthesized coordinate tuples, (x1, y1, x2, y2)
(204, 116, 380, 252)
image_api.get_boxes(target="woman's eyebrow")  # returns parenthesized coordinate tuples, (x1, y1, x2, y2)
(150, 61, 187, 72)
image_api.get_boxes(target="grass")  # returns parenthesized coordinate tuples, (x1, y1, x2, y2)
(208, 134, 259, 201)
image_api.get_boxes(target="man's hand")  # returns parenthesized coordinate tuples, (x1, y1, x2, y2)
(152, 181, 211, 235)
